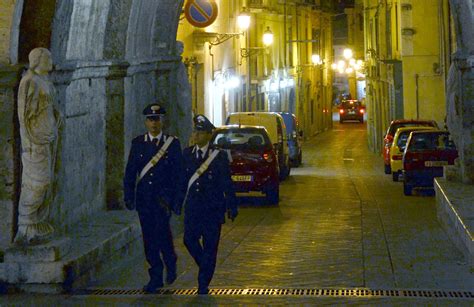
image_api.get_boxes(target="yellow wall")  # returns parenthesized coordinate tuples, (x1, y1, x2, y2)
(0, 0, 16, 63)
(401, 0, 446, 125)
(362, 0, 451, 152)
(177, 0, 243, 125)
(402, 57, 445, 123)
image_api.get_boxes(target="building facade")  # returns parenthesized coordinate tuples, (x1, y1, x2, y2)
(361, 0, 454, 153)
(177, 0, 335, 137)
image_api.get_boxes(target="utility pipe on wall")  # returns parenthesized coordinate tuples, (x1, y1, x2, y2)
(415, 73, 419, 119)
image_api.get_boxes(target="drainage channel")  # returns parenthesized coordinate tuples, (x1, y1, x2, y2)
(75, 288, 474, 300)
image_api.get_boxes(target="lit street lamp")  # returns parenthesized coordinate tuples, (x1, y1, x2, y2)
(237, 11, 250, 31)
(263, 27, 274, 47)
(311, 54, 323, 65)
(343, 48, 353, 60)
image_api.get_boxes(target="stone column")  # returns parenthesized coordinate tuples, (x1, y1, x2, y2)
(434, 0, 474, 268)
(445, 0, 474, 184)
(105, 62, 128, 210)
(0, 65, 23, 251)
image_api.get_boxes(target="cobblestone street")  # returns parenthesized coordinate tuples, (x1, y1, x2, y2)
(2, 121, 473, 305)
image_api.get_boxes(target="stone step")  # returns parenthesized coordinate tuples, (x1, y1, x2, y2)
(435, 178, 474, 268)
(5, 238, 72, 262)
(0, 210, 142, 293)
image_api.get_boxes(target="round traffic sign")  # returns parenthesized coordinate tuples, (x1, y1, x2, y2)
(184, 0, 218, 28)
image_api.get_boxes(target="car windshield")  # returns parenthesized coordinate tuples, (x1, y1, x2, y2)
(396, 131, 411, 150)
(388, 122, 436, 136)
(408, 133, 456, 152)
(212, 128, 271, 150)
(341, 100, 361, 108)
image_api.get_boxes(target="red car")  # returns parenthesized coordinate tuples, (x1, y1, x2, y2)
(339, 99, 365, 123)
(210, 125, 280, 205)
(383, 119, 438, 174)
(402, 130, 457, 196)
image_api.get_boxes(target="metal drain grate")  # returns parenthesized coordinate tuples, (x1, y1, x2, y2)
(77, 288, 474, 300)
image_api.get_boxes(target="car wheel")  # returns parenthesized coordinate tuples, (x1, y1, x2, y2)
(279, 161, 290, 181)
(403, 181, 413, 196)
(266, 185, 279, 205)
(384, 164, 391, 174)
(279, 166, 286, 181)
(392, 171, 399, 182)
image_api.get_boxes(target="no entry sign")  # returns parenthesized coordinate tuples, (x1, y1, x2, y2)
(184, 0, 218, 28)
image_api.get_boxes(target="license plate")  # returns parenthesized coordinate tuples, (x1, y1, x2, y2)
(424, 161, 448, 167)
(232, 175, 252, 182)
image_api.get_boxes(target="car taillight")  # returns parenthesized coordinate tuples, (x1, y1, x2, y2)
(403, 152, 415, 170)
(263, 152, 274, 163)
(359, 109, 365, 114)
(339, 109, 344, 114)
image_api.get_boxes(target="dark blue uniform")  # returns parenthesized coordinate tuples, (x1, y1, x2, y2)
(181, 145, 237, 293)
(123, 133, 183, 287)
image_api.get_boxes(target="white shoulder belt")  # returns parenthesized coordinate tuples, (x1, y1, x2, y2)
(182, 149, 220, 205)
(138, 136, 174, 181)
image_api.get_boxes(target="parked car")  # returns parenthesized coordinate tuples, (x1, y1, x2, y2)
(338, 99, 365, 123)
(390, 126, 437, 181)
(278, 112, 303, 167)
(226, 112, 291, 180)
(210, 125, 280, 205)
(383, 119, 438, 174)
(402, 130, 457, 196)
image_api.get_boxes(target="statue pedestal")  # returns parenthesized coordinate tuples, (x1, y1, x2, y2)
(5, 238, 71, 263)
(0, 211, 141, 293)
(434, 177, 474, 268)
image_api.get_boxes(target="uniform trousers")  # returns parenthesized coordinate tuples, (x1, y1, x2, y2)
(183, 219, 222, 289)
(138, 205, 177, 283)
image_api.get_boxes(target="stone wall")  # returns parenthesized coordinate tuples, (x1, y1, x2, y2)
(0, 66, 21, 249)
(0, 0, 187, 249)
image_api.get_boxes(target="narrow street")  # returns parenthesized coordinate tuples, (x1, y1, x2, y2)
(3, 118, 472, 305)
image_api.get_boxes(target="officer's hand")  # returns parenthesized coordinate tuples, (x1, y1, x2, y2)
(227, 208, 238, 221)
(124, 200, 135, 211)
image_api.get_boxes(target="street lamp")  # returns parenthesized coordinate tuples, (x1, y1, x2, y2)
(343, 48, 353, 60)
(240, 27, 274, 58)
(237, 10, 250, 31)
(311, 54, 323, 65)
(262, 27, 274, 46)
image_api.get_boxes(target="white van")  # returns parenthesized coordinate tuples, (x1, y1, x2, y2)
(226, 112, 291, 180)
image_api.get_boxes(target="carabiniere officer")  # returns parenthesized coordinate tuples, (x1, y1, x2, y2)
(181, 114, 238, 295)
(123, 103, 183, 293)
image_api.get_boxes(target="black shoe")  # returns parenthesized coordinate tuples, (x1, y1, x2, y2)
(197, 287, 209, 295)
(166, 270, 177, 285)
(143, 280, 163, 294)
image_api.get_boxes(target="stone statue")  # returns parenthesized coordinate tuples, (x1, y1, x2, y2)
(14, 48, 61, 244)
(175, 41, 193, 147)
(445, 0, 474, 184)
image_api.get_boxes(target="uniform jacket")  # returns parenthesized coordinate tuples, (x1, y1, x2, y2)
(124, 133, 183, 212)
(181, 145, 237, 224)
